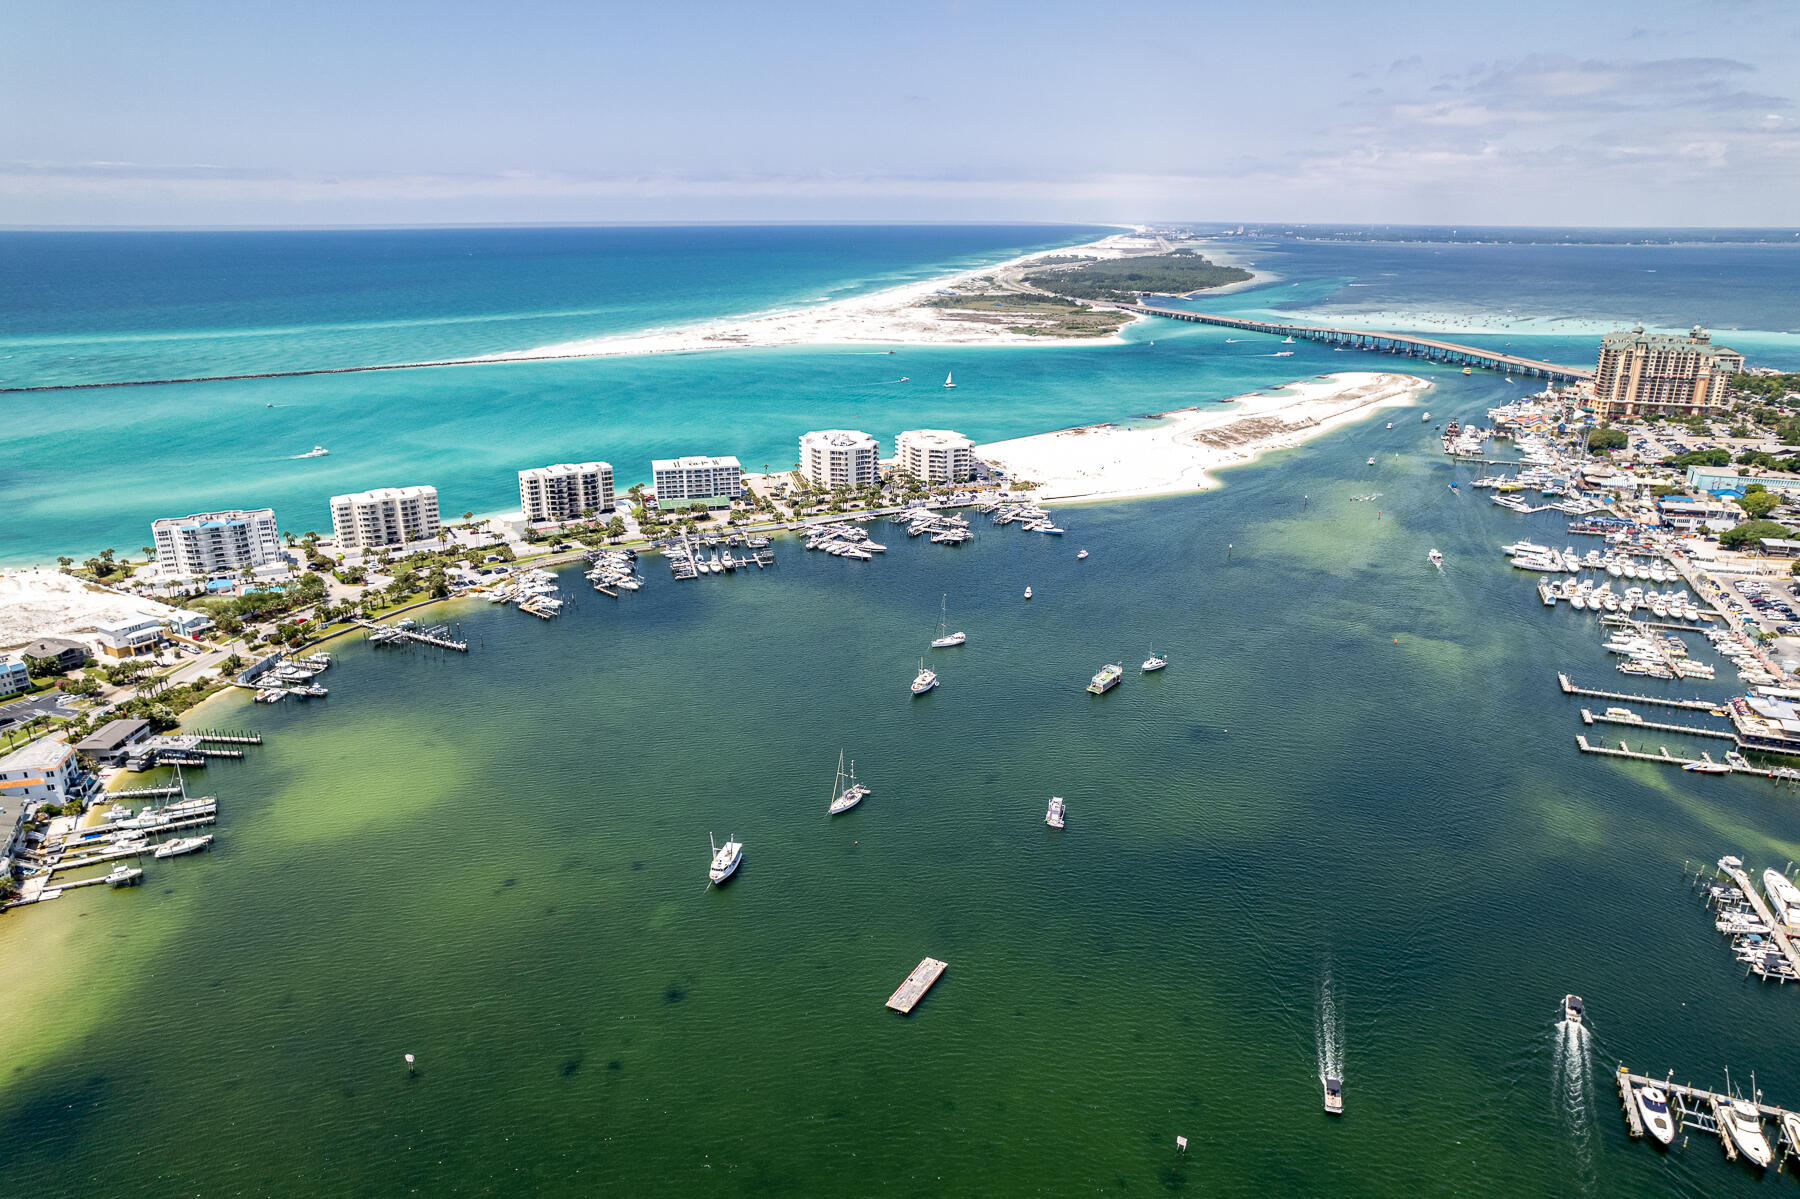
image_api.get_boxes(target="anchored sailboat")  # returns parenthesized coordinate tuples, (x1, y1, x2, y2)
(828, 749, 870, 815)
(930, 594, 966, 648)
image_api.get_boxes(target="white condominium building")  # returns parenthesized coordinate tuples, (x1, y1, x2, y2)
(652, 455, 743, 502)
(519, 461, 616, 523)
(895, 429, 977, 483)
(798, 429, 880, 489)
(330, 485, 441, 550)
(151, 508, 281, 577)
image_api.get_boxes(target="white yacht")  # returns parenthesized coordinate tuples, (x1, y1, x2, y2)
(1763, 868, 1800, 928)
(1045, 796, 1065, 828)
(153, 834, 213, 859)
(911, 658, 938, 695)
(828, 750, 869, 815)
(1023, 586, 1032, 600)
(1077, 549, 1089, 560)
(1716, 1097, 1773, 1168)
(1501, 540, 1551, 557)
(1632, 1083, 1676, 1146)
(708, 834, 743, 884)
(295, 445, 329, 458)
(930, 595, 966, 648)
(1142, 649, 1168, 672)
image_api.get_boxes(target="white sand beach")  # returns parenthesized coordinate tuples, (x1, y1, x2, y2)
(978, 372, 1432, 503)
(0, 570, 174, 651)
(480, 230, 1200, 361)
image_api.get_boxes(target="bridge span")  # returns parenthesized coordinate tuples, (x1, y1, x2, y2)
(1126, 303, 1594, 384)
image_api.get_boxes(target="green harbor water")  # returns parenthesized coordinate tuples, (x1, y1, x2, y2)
(6, 377, 1800, 1195)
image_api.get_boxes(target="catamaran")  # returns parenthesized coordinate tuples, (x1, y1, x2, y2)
(930, 595, 966, 648)
(708, 833, 743, 884)
(1087, 662, 1123, 694)
(1045, 796, 1065, 828)
(828, 750, 870, 815)
(911, 658, 938, 695)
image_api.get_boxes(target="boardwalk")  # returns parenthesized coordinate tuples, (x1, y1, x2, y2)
(1127, 304, 1593, 383)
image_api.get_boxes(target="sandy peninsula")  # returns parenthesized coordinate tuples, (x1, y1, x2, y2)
(0, 569, 176, 652)
(978, 372, 1432, 503)
(481, 230, 1198, 361)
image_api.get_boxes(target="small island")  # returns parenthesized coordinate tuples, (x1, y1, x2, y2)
(1020, 249, 1253, 303)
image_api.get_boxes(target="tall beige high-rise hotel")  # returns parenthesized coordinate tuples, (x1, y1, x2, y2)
(1591, 325, 1744, 421)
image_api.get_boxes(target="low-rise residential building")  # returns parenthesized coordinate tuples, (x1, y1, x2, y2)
(163, 610, 216, 638)
(0, 737, 90, 810)
(895, 429, 977, 483)
(1592, 325, 1745, 421)
(151, 508, 281, 577)
(17, 638, 91, 673)
(652, 455, 743, 504)
(330, 485, 441, 550)
(798, 430, 880, 489)
(73, 718, 154, 767)
(519, 461, 616, 524)
(0, 655, 29, 698)
(93, 615, 167, 658)
(1685, 466, 1800, 499)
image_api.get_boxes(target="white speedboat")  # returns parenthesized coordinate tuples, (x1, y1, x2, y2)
(1428, 548, 1443, 568)
(911, 658, 938, 695)
(708, 834, 743, 884)
(1632, 1082, 1676, 1146)
(295, 445, 329, 458)
(1142, 650, 1168, 672)
(1763, 868, 1800, 928)
(1367, 457, 1376, 466)
(1077, 549, 1089, 560)
(1562, 994, 1583, 1024)
(1324, 1076, 1344, 1116)
(1683, 759, 1731, 774)
(1782, 1112, 1800, 1162)
(1023, 586, 1032, 600)
(929, 595, 966, 648)
(1716, 1097, 1773, 1168)
(1045, 796, 1065, 828)
(828, 750, 869, 815)
(153, 834, 213, 859)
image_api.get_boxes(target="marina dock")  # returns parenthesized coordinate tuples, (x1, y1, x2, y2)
(1617, 1067, 1800, 1162)
(886, 957, 948, 1014)
(1714, 858, 1800, 977)
(1558, 673, 1720, 712)
(1574, 736, 1769, 775)
(1579, 708, 1737, 741)
(359, 619, 469, 651)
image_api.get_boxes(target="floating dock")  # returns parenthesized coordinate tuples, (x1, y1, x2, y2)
(1558, 673, 1720, 712)
(886, 957, 948, 1014)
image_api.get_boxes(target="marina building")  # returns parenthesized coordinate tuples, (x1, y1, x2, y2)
(93, 615, 168, 659)
(652, 455, 742, 505)
(1655, 498, 1741, 534)
(798, 430, 880, 490)
(0, 654, 28, 698)
(518, 461, 616, 524)
(329, 485, 441, 550)
(1685, 466, 1800, 499)
(0, 736, 91, 810)
(151, 508, 281, 578)
(895, 429, 977, 483)
(1592, 325, 1745, 421)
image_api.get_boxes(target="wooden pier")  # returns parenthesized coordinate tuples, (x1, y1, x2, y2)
(105, 784, 183, 800)
(1715, 859, 1800, 977)
(1617, 1066, 1800, 1158)
(1574, 736, 1770, 777)
(1580, 708, 1738, 741)
(359, 619, 470, 651)
(192, 729, 263, 744)
(1558, 673, 1721, 712)
(887, 957, 948, 1014)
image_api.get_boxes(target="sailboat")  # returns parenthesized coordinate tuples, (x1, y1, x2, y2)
(930, 594, 966, 648)
(828, 749, 870, 815)
(943, 372, 955, 389)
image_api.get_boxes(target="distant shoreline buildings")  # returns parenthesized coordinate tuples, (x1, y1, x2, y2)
(652, 455, 743, 506)
(151, 508, 280, 578)
(330, 485, 441, 550)
(519, 462, 616, 524)
(895, 429, 976, 483)
(798, 430, 880, 489)
(1593, 325, 1744, 421)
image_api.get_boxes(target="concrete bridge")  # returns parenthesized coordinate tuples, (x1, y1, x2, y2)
(1126, 303, 1594, 384)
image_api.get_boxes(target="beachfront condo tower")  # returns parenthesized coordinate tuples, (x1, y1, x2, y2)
(895, 428, 977, 484)
(518, 461, 616, 525)
(651, 455, 743, 504)
(150, 507, 282, 578)
(1592, 325, 1744, 421)
(329, 485, 442, 550)
(798, 429, 880, 490)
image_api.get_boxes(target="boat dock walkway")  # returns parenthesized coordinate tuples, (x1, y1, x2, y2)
(1616, 1068, 1800, 1163)
(887, 957, 948, 1014)
(105, 784, 184, 800)
(191, 729, 263, 745)
(1715, 859, 1800, 977)
(358, 619, 470, 651)
(1558, 673, 1720, 712)
(1580, 708, 1737, 741)
(1573, 735, 1770, 775)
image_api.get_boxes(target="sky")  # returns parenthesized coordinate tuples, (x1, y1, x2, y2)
(3, 0, 1798, 227)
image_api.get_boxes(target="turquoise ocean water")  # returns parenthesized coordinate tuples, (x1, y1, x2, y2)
(3, 227, 1800, 1196)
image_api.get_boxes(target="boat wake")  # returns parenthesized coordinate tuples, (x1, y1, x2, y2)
(1551, 1017, 1598, 1181)
(1316, 970, 1344, 1088)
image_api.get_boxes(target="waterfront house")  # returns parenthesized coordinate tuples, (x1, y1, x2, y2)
(73, 719, 154, 767)
(93, 614, 168, 658)
(17, 637, 91, 673)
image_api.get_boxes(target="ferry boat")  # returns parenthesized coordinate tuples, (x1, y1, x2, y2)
(1762, 868, 1800, 928)
(1562, 994, 1583, 1024)
(1045, 796, 1065, 828)
(1717, 1097, 1773, 1168)
(708, 834, 743, 884)
(1142, 650, 1168, 672)
(1086, 662, 1123, 695)
(1428, 548, 1443, 568)
(153, 834, 213, 859)
(1323, 1076, 1344, 1116)
(911, 658, 938, 695)
(828, 750, 869, 815)
(929, 595, 966, 648)
(1632, 1083, 1677, 1146)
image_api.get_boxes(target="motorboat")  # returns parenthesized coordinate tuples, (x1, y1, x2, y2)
(911, 658, 938, 695)
(153, 834, 213, 859)
(1683, 759, 1731, 774)
(1428, 548, 1443, 568)
(1716, 1097, 1773, 1168)
(708, 834, 743, 884)
(1045, 796, 1065, 828)
(1782, 1112, 1800, 1162)
(1367, 457, 1376, 466)
(1562, 994, 1583, 1024)
(1023, 586, 1032, 600)
(1077, 549, 1089, 560)
(828, 750, 869, 815)
(295, 445, 329, 458)
(1763, 868, 1800, 928)
(1632, 1083, 1676, 1146)
(1086, 662, 1123, 695)
(107, 863, 144, 887)
(1142, 650, 1168, 672)
(1323, 1076, 1344, 1116)
(929, 595, 966, 648)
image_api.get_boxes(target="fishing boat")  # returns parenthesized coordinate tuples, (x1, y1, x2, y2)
(943, 372, 955, 389)
(708, 833, 743, 884)
(828, 750, 869, 815)
(1142, 649, 1168, 672)
(1045, 796, 1065, 828)
(911, 658, 938, 695)
(930, 595, 966, 648)
(1716, 1097, 1773, 1168)
(153, 834, 213, 859)
(1323, 1076, 1344, 1116)
(1632, 1083, 1676, 1146)
(1086, 662, 1123, 695)
(1428, 548, 1443, 568)
(1562, 994, 1583, 1024)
